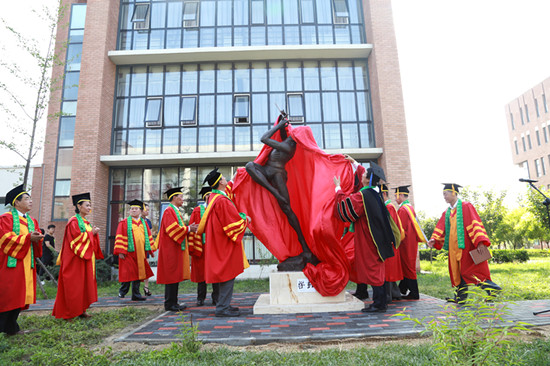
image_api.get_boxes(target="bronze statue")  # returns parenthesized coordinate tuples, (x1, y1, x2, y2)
(245, 114, 319, 271)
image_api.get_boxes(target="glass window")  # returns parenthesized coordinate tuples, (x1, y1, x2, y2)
(333, 0, 349, 23)
(150, 2, 166, 28)
(161, 167, 179, 192)
(181, 96, 197, 125)
(217, 64, 233, 93)
(284, 26, 300, 45)
(267, 26, 283, 45)
(544, 93, 548, 113)
(318, 25, 334, 44)
(267, 0, 282, 24)
(149, 30, 165, 49)
(163, 128, 180, 154)
(59, 117, 75, 147)
(356, 92, 371, 121)
(66, 44, 82, 71)
(544, 126, 548, 143)
(359, 122, 374, 148)
(348, 0, 361, 23)
(269, 62, 285, 91)
(143, 168, 161, 201)
(183, 28, 199, 47)
(199, 95, 215, 124)
(286, 62, 302, 91)
(308, 124, 323, 148)
(322, 92, 339, 121)
(111, 169, 125, 201)
(129, 97, 146, 127)
(133, 31, 148, 50)
(165, 66, 181, 95)
(145, 128, 161, 154)
(350, 25, 362, 44)
(342, 124, 359, 148)
(166, 29, 182, 48)
(56, 148, 73, 179)
(284, 0, 299, 24)
(217, 27, 233, 47)
(252, 94, 268, 123)
(114, 131, 124, 154)
(354, 62, 368, 90)
(334, 25, 350, 44)
(303, 61, 320, 90)
(131, 67, 147, 96)
(251, 63, 267, 92)
(145, 98, 163, 126)
(70, 4, 87, 29)
(253, 125, 269, 150)
(304, 93, 321, 122)
(269, 93, 286, 121)
(251, 26, 266, 45)
(300, 0, 315, 23)
(234, 95, 250, 123)
(217, 94, 232, 125)
(217, 126, 233, 151)
(167, 2, 183, 27)
(120, 5, 132, 30)
(234, 63, 250, 93)
(301, 25, 316, 44)
(217, 0, 232, 26)
(543, 157, 547, 175)
(200, 28, 215, 47)
(340, 92, 356, 121)
(118, 31, 131, 50)
(200, 1, 215, 27)
(61, 101, 77, 116)
(316, 0, 332, 24)
(251, 0, 265, 24)
(127, 130, 144, 154)
(148, 66, 164, 96)
(53, 197, 72, 220)
(320, 61, 337, 90)
(63, 72, 80, 100)
(235, 126, 251, 151)
(234, 0, 248, 26)
(117, 68, 131, 97)
(199, 64, 215, 93)
(183, 1, 199, 27)
(234, 27, 249, 46)
(131, 4, 149, 23)
(287, 93, 304, 122)
(198, 127, 215, 152)
(181, 127, 197, 152)
(182, 64, 198, 94)
(325, 124, 341, 149)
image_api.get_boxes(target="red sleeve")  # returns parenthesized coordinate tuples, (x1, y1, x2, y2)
(215, 197, 247, 243)
(335, 190, 364, 223)
(187, 207, 203, 257)
(463, 202, 490, 247)
(430, 212, 446, 250)
(66, 218, 95, 261)
(32, 217, 43, 259)
(353, 165, 366, 193)
(0, 213, 32, 260)
(164, 207, 188, 246)
(113, 220, 128, 255)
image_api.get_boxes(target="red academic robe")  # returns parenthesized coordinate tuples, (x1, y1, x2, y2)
(188, 205, 206, 283)
(335, 189, 386, 287)
(156, 206, 190, 284)
(53, 216, 103, 319)
(113, 218, 154, 283)
(431, 201, 492, 287)
(0, 213, 42, 313)
(198, 193, 248, 284)
(385, 202, 404, 282)
(398, 203, 425, 279)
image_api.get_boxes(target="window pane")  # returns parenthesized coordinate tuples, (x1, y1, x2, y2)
(324, 124, 341, 149)
(166, 29, 182, 48)
(234, 95, 250, 118)
(199, 64, 215, 93)
(199, 95, 214, 124)
(284, 0, 299, 24)
(62, 101, 77, 116)
(301, 0, 315, 23)
(301, 25, 316, 44)
(252, 94, 268, 123)
(182, 64, 198, 94)
(114, 131, 124, 154)
(145, 99, 162, 122)
(284, 26, 300, 45)
(356, 92, 371, 121)
(132, 4, 149, 22)
(145, 128, 161, 154)
(340, 92, 356, 121)
(131, 67, 147, 96)
(132, 31, 148, 50)
(337, 61, 354, 90)
(322, 92, 339, 121)
(318, 25, 333, 44)
(127, 130, 144, 154)
(126, 168, 143, 201)
(143, 168, 161, 200)
(269, 93, 286, 121)
(167, 2, 183, 27)
(217, 0, 232, 26)
(351, 25, 362, 44)
(253, 125, 269, 150)
(234, 63, 250, 93)
(111, 169, 125, 201)
(267, 26, 283, 45)
(342, 124, 359, 148)
(288, 94, 304, 117)
(251, 62, 267, 92)
(53, 197, 72, 220)
(349, 0, 361, 23)
(234, 0, 248, 26)
(217, 94, 232, 124)
(59, 117, 75, 147)
(200, 28, 215, 47)
(183, 1, 199, 21)
(251, 26, 266, 45)
(163, 128, 180, 153)
(316, 0, 332, 24)
(150, 3, 166, 28)
(200, 1, 215, 26)
(235, 126, 250, 151)
(360, 122, 375, 148)
(334, 0, 349, 17)
(286, 62, 302, 91)
(234, 27, 249, 46)
(183, 28, 199, 47)
(217, 64, 233, 93)
(129, 97, 145, 127)
(63, 72, 80, 100)
(161, 167, 179, 192)
(335, 26, 350, 44)
(304, 93, 321, 122)
(303, 61, 320, 90)
(181, 127, 197, 152)
(252, 0, 265, 24)
(354, 62, 368, 90)
(217, 27, 232, 47)
(320, 61, 337, 90)
(269, 62, 284, 91)
(56, 148, 73, 179)
(266, 0, 282, 24)
(308, 124, 323, 148)
(181, 96, 197, 123)
(198, 127, 215, 152)
(70, 4, 87, 29)
(117, 67, 131, 97)
(66, 43, 82, 71)
(165, 65, 181, 95)
(148, 66, 164, 95)
(217, 126, 233, 151)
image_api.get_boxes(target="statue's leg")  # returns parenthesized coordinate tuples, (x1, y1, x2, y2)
(245, 162, 286, 202)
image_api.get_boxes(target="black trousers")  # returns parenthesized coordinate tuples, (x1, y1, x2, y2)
(119, 280, 141, 297)
(197, 282, 220, 303)
(164, 283, 179, 309)
(0, 308, 21, 335)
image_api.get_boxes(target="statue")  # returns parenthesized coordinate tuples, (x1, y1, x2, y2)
(245, 113, 319, 271)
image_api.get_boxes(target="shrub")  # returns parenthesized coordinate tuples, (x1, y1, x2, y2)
(491, 249, 529, 263)
(95, 259, 113, 283)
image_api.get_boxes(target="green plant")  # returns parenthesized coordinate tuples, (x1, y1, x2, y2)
(396, 287, 532, 365)
(95, 258, 113, 283)
(176, 313, 202, 354)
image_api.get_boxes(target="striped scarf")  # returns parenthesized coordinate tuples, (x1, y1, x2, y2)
(126, 217, 151, 253)
(444, 199, 465, 250)
(8, 208, 35, 268)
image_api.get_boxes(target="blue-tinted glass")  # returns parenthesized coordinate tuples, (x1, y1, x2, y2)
(234, 27, 249, 46)
(252, 0, 265, 24)
(234, 64, 250, 93)
(320, 62, 337, 90)
(267, 26, 283, 45)
(340, 92, 356, 121)
(348, 0, 361, 23)
(182, 65, 198, 94)
(62, 101, 77, 116)
(118, 31, 131, 50)
(308, 124, 323, 148)
(316, 0, 332, 24)
(217, 94, 232, 124)
(129, 97, 146, 127)
(356, 92, 370, 121)
(183, 1, 199, 23)
(334, 0, 349, 17)
(218, 1, 232, 26)
(286, 62, 302, 91)
(251, 63, 267, 91)
(318, 26, 334, 44)
(284, 26, 300, 45)
(131, 67, 147, 96)
(288, 94, 304, 117)
(133, 31, 148, 50)
(266, 0, 282, 24)
(252, 94, 268, 123)
(115, 99, 129, 128)
(301, 25, 317, 44)
(55, 148, 73, 179)
(303, 62, 319, 90)
(69, 29, 84, 43)
(283, 0, 299, 24)
(181, 127, 197, 152)
(167, 2, 183, 27)
(63, 72, 80, 100)
(115, 131, 125, 154)
(217, 27, 232, 47)
(269, 93, 285, 121)
(165, 66, 181, 95)
(354, 63, 368, 90)
(55, 180, 71, 196)
(127, 130, 144, 154)
(166, 29, 182, 48)
(145, 129, 161, 154)
(183, 29, 199, 48)
(217, 127, 233, 151)
(322, 93, 339, 121)
(70, 4, 87, 29)
(164, 96, 180, 126)
(59, 117, 75, 147)
(200, 1, 216, 27)
(199, 65, 215, 93)
(150, 3, 166, 28)
(163, 128, 180, 153)
(66, 44, 82, 71)
(235, 126, 251, 151)
(217, 65, 233, 93)
(234, 0, 249, 26)
(252, 125, 269, 150)
(181, 96, 197, 122)
(149, 30, 165, 49)
(198, 127, 215, 152)
(234, 95, 249, 118)
(120, 5, 132, 30)
(251, 26, 266, 45)
(300, 0, 315, 23)
(351, 25, 362, 44)
(304, 93, 321, 122)
(334, 26, 350, 44)
(132, 4, 149, 22)
(269, 63, 284, 91)
(342, 124, 359, 148)
(338, 61, 354, 90)
(199, 95, 214, 124)
(324, 124, 341, 149)
(359, 123, 374, 148)
(148, 66, 164, 96)
(200, 28, 215, 47)
(145, 99, 162, 122)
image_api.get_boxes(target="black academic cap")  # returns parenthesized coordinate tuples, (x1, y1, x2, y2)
(203, 168, 222, 187)
(380, 183, 389, 193)
(5, 185, 27, 206)
(72, 192, 91, 206)
(199, 186, 212, 199)
(165, 187, 184, 200)
(127, 199, 144, 210)
(442, 183, 462, 194)
(367, 162, 386, 181)
(394, 185, 410, 195)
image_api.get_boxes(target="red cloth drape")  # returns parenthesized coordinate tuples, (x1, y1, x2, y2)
(231, 123, 355, 296)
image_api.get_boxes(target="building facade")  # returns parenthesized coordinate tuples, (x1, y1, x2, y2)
(32, 0, 414, 261)
(505, 76, 550, 188)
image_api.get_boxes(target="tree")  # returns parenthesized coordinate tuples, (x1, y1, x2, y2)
(523, 187, 550, 247)
(0, 1, 65, 189)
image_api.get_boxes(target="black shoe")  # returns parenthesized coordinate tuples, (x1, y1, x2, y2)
(165, 305, 184, 312)
(177, 304, 187, 311)
(361, 305, 387, 313)
(392, 296, 402, 301)
(118, 292, 125, 298)
(197, 299, 205, 306)
(215, 309, 240, 317)
(131, 295, 146, 301)
(402, 294, 419, 300)
(229, 306, 239, 311)
(352, 292, 369, 300)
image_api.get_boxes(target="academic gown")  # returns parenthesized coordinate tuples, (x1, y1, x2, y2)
(431, 201, 492, 287)
(385, 202, 405, 282)
(53, 216, 103, 319)
(0, 213, 42, 313)
(188, 205, 206, 283)
(156, 206, 190, 284)
(114, 218, 154, 282)
(199, 193, 249, 284)
(398, 203, 424, 279)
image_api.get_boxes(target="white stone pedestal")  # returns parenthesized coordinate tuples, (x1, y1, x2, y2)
(253, 272, 364, 314)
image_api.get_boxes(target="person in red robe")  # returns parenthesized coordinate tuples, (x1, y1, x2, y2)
(53, 192, 103, 320)
(114, 200, 154, 301)
(0, 185, 43, 335)
(156, 187, 198, 312)
(197, 168, 249, 317)
(395, 185, 425, 300)
(334, 163, 395, 312)
(380, 184, 405, 302)
(428, 183, 501, 303)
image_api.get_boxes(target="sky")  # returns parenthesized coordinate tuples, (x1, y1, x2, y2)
(3, 0, 550, 217)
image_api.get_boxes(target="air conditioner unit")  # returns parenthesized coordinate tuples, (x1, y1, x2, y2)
(234, 117, 250, 124)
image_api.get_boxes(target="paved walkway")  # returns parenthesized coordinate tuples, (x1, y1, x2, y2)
(27, 292, 550, 346)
